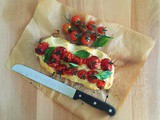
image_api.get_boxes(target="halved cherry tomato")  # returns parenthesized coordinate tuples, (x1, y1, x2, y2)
(97, 26, 106, 34)
(87, 70, 98, 83)
(81, 34, 91, 45)
(77, 70, 87, 79)
(101, 58, 112, 71)
(82, 58, 87, 64)
(79, 22, 87, 32)
(71, 15, 82, 25)
(62, 51, 74, 62)
(62, 23, 72, 33)
(96, 80, 106, 89)
(87, 56, 100, 70)
(69, 31, 79, 42)
(55, 64, 67, 75)
(35, 42, 49, 55)
(87, 21, 95, 31)
(66, 68, 78, 76)
(52, 46, 67, 60)
(72, 56, 83, 65)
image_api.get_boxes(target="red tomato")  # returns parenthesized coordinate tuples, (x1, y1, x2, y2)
(87, 56, 100, 70)
(81, 34, 91, 45)
(91, 33, 98, 41)
(35, 42, 49, 55)
(87, 70, 98, 83)
(96, 80, 106, 89)
(77, 70, 87, 79)
(69, 31, 79, 42)
(47, 60, 60, 68)
(87, 21, 95, 31)
(62, 51, 74, 62)
(72, 56, 83, 65)
(97, 26, 106, 34)
(55, 64, 67, 75)
(52, 46, 67, 60)
(66, 68, 78, 76)
(62, 23, 72, 33)
(101, 58, 112, 71)
(82, 58, 87, 64)
(79, 22, 87, 32)
(71, 15, 82, 25)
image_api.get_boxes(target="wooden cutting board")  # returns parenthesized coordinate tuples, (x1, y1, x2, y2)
(0, 0, 159, 120)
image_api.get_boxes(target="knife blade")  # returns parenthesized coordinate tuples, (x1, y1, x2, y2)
(12, 64, 116, 116)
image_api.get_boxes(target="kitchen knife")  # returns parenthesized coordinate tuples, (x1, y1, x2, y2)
(12, 64, 116, 116)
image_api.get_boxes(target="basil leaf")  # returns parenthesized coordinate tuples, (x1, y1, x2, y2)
(92, 36, 109, 48)
(73, 50, 90, 58)
(95, 71, 112, 80)
(44, 47, 55, 62)
(69, 63, 79, 68)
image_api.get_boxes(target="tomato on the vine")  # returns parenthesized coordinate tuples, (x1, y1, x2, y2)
(87, 56, 100, 70)
(69, 31, 79, 42)
(87, 70, 98, 83)
(96, 80, 106, 89)
(81, 34, 91, 45)
(35, 42, 49, 55)
(71, 15, 82, 26)
(97, 26, 106, 34)
(62, 23, 72, 33)
(91, 33, 98, 41)
(101, 58, 112, 71)
(79, 22, 87, 32)
(77, 70, 87, 79)
(87, 21, 95, 31)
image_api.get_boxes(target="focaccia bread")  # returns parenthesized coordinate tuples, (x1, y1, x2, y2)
(35, 36, 114, 90)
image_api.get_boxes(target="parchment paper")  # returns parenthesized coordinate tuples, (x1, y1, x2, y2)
(7, 0, 155, 119)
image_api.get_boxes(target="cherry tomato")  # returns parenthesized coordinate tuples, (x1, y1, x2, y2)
(71, 15, 82, 25)
(96, 80, 106, 89)
(87, 56, 100, 70)
(91, 33, 98, 41)
(52, 46, 67, 60)
(82, 58, 87, 64)
(55, 64, 67, 75)
(62, 51, 74, 62)
(79, 22, 87, 32)
(81, 34, 91, 45)
(69, 31, 79, 42)
(66, 68, 78, 76)
(77, 70, 87, 79)
(62, 23, 72, 33)
(72, 56, 83, 65)
(87, 21, 95, 31)
(101, 58, 112, 71)
(47, 59, 60, 68)
(97, 26, 106, 34)
(35, 42, 49, 55)
(87, 70, 98, 83)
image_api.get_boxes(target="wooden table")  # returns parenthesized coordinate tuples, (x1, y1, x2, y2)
(0, 0, 159, 120)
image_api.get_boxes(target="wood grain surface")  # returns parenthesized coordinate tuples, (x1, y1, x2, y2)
(0, 0, 159, 120)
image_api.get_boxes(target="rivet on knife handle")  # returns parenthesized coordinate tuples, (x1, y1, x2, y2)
(73, 90, 116, 116)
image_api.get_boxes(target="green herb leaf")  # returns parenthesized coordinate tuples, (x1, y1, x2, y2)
(92, 36, 109, 48)
(69, 63, 79, 68)
(95, 71, 112, 80)
(44, 47, 55, 62)
(73, 50, 90, 58)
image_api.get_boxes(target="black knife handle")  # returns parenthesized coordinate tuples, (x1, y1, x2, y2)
(73, 90, 116, 116)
